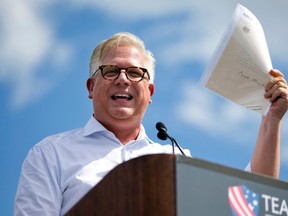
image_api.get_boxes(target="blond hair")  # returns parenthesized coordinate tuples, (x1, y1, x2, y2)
(89, 32, 155, 82)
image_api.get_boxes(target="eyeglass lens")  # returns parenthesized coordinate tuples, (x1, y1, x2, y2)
(101, 65, 147, 81)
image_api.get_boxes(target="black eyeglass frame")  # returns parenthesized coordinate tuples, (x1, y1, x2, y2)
(92, 65, 150, 82)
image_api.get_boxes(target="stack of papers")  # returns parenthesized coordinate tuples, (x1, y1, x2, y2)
(200, 4, 272, 115)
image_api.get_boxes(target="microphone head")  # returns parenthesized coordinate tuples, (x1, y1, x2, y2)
(156, 122, 167, 133)
(157, 131, 168, 140)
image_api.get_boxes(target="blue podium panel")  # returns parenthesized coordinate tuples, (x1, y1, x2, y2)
(176, 156, 288, 216)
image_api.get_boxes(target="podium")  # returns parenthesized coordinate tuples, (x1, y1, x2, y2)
(65, 154, 288, 216)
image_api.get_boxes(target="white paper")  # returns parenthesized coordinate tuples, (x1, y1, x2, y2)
(200, 4, 272, 115)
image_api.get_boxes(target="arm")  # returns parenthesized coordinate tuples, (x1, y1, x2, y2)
(14, 145, 62, 216)
(251, 69, 288, 178)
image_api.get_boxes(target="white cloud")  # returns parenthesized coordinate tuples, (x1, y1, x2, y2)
(70, 0, 192, 18)
(0, 0, 72, 110)
(69, 0, 288, 66)
(0, 0, 51, 76)
(177, 81, 288, 168)
(177, 81, 259, 139)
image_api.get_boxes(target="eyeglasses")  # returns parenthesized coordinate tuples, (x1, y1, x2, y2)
(93, 65, 150, 82)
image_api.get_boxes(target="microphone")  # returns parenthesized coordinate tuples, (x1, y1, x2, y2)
(155, 122, 186, 156)
(156, 122, 168, 140)
(156, 122, 167, 133)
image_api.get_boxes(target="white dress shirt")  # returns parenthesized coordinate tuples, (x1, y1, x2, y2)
(14, 116, 191, 216)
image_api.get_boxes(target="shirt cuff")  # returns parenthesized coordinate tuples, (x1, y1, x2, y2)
(244, 162, 251, 172)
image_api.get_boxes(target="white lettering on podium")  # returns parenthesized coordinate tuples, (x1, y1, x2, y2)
(261, 194, 288, 215)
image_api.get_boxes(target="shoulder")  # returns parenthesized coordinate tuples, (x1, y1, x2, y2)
(26, 127, 83, 159)
(35, 128, 83, 148)
(146, 141, 192, 156)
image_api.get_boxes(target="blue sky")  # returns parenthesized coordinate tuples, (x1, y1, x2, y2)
(1, 0, 288, 215)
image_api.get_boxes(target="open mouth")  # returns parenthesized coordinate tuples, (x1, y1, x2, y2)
(111, 94, 133, 100)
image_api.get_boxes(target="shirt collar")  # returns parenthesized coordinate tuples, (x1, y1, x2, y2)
(83, 116, 107, 136)
(83, 116, 149, 142)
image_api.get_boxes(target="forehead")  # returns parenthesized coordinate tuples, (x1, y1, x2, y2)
(101, 46, 146, 67)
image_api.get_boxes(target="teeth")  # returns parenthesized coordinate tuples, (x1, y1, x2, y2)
(112, 94, 132, 100)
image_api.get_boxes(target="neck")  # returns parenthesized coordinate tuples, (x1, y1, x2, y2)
(113, 128, 140, 144)
(95, 116, 141, 145)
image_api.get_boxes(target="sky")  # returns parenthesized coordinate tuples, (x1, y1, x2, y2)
(1, 0, 288, 215)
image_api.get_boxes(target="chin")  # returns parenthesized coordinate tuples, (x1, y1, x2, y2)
(110, 108, 134, 120)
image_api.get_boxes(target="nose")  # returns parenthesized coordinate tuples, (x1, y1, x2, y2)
(115, 70, 130, 85)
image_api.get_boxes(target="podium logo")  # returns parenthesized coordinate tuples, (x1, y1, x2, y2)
(228, 185, 259, 216)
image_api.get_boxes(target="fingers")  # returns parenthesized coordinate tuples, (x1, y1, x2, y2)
(265, 69, 288, 102)
(269, 69, 285, 78)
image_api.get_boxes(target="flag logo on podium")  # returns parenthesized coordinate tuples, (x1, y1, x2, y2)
(228, 185, 259, 216)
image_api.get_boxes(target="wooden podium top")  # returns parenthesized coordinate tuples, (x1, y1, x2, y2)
(66, 154, 288, 216)
(65, 154, 176, 216)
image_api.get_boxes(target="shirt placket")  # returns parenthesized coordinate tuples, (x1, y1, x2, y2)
(121, 146, 131, 162)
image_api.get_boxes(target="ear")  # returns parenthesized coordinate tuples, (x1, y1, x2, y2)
(148, 83, 155, 104)
(149, 83, 155, 96)
(86, 78, 94, 99)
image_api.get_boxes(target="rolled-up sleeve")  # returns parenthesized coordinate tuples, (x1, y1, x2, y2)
(244, 162, 251, 172)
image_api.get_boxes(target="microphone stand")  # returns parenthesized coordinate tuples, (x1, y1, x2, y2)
(156, 122, 186, 156)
